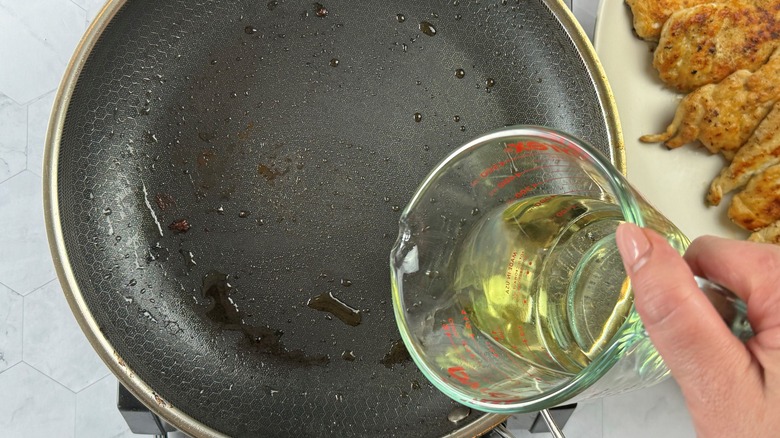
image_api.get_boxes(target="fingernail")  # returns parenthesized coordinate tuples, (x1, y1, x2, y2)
(616, 223, 652, 274)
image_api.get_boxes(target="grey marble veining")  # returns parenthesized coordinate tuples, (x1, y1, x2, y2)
(26, 91, 56, 177)
(0, 93, 27, 183)
(0, 283, 23, 373)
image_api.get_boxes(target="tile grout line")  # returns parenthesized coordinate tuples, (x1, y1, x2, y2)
(28, 278, 59, 298)
(0, 279, 19, 295)
(2, 92, 27, 107)
(76, 372, 112, 394)
(22, 360, 78, 396)
(20, 279, 59, 375)
(0, 357, 22, 377)
(0, 169, 26, 187)
(67, 0, 88, 15)
(21, 360, 79, 436)
(14, 88, 60, 108)
(27, 88, 60, 176)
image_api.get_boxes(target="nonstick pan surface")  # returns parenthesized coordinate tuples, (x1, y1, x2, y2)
(44, 0, 622, 436)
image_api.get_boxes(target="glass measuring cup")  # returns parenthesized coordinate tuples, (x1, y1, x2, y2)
(390, 126, 752, 414)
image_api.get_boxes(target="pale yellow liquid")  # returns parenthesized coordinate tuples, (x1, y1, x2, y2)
(453, 195, 633, 375)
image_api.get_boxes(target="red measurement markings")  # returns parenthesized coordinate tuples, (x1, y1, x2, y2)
(484, 340, 499, 358)
(448, 366, 480, 389)
(508, 250, 528, 301)
(460, 341, 478, 359)
(442, 322, 457, 347)
(470, 151, 537, 187)
(555, 203, 577, 218)
(460, 310, 475, 339)
(511, 181, 541, 199)
(487, 164, 551, 197)
(448, 366, 513, 398)
(504, 251, 517, 294)
(506, 175, 595, 201)
(533, 195, 556, 206)
(489, 164, 567, 198)
(504, 139, 586, 159)
(516, 324, 530, 349)
(476, 393, 513, 402)
(470, 137, 588, 189)
(442, 317, 463, 350)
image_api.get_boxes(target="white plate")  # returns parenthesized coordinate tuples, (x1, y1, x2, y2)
(593, 0, 746, 241)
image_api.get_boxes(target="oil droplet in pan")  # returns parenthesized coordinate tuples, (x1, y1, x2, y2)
(447, 405, 471, 423)
(314, 3, 328, 17)
(380, 340, 411, 368)
(419, 21, 437, 36)
(307, 292, 362, 326)
(201, 271, 329, 365)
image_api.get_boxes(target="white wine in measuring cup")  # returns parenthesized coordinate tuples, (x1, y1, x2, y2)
(453, 194, 633, 376)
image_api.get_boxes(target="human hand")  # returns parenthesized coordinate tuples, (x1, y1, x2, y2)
(615, 223, 780, 438)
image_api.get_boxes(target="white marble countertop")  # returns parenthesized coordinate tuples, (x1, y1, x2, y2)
(0, 1, 694, 436)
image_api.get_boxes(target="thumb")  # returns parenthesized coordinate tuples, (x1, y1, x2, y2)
(615, 224, 752, 401)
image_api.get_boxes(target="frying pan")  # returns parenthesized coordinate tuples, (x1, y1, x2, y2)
(44, 0, 622, 436)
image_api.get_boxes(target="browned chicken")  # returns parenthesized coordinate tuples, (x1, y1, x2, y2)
(654, 1, 780, 92)
(749, 222, 780, 243)
(625, 0, 718, 41)
(640, 48, 780, 159)
(708, 103, 780, 206)
(729, 163, 780, 231)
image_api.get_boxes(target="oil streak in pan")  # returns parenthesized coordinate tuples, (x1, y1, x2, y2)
(306, 291, 362, 327)
(201, 271, 330, 366)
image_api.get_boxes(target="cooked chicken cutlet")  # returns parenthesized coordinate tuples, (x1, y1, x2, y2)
(729, 163, 780, 231)
(640, 49, 780, 158)
(654, 2, 780, 92)
(708, 103, 780, 205)
(749, 221, 780, 243)
(625, 0, 718, 41)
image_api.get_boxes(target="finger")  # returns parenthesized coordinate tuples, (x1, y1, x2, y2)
(615, 224, 754, 400)
(684, 235, 780, 379)
(684, 235, 780, 338)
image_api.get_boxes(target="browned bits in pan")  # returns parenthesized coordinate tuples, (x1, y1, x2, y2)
(314, 3, 328, 17)
(168, 218, 191, 233)
(155, 193, 176, 211)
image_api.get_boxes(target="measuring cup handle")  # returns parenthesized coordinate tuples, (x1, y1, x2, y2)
(694, 276, 754, 341)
